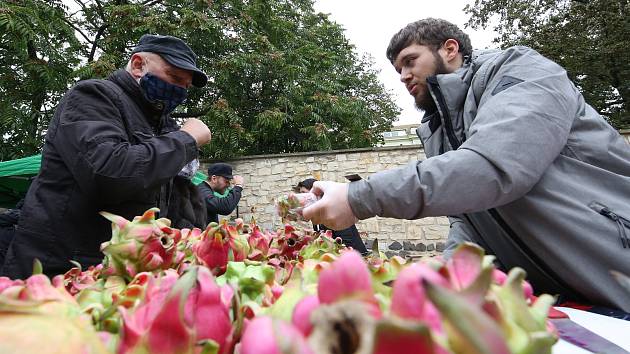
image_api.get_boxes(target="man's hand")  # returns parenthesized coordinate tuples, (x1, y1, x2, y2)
(233, 175, 244, 187)
(181, 118, 211, 146)
(302, 181, 358, 230)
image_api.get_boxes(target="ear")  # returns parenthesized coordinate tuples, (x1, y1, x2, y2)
(129, 53, 145, 80)
(440, 39, 460, 63)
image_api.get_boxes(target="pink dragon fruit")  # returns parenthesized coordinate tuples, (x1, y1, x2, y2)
(193, 224, 231, 275)
(317, 250, 380, 317)
(222, 219, 250, 262)
(240, 316, 313, 354)
(52, 261, 102, 296)
(390, 263, 448, 334)
(118, 266, 233, 354)
(247, 223, 276, 260)
(100, 208, 181, 279)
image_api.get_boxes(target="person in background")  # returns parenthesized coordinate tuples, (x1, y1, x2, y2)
(303, 18, 630, 311)
(297, 178, 368, 255)
(166, 159, 207, 230)
(198, 163, 244, 224)
(1, 34, 212, 279)
(0, 198, 24, 267)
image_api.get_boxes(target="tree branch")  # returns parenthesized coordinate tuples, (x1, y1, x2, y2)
(62, 17, 92, 44)
(94, 0, 106, 20)
(88, 24, 108, 63)
(72, 0, 89, 14)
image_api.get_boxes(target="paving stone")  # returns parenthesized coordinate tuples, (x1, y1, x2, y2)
(388, 241, 403, 250)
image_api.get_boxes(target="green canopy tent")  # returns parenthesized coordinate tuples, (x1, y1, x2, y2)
(0, 154, 210, 209)
(0, 154, 41, 208)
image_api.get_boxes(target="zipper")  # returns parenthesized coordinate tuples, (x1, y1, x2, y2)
(589, 201, 630, 249)
(427, 76, 461, 150)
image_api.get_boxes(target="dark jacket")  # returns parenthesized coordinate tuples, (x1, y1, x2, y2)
(315, 224, 368, 255)
(0, 207, 21, 267)
(166, 176, 207, 230)
(197, 182, 242, 224)
(1, 69, 198, 279)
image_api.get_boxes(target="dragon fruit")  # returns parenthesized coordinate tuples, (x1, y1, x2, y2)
(118, 266, 233, 354)
(100, 208, 181, 279)
(246, 222, 276, 260)
(0, 206, 563, 354)
(240, 316, 313, 354)
(193, 223, 231, 275)
(0, 274, 110, 354)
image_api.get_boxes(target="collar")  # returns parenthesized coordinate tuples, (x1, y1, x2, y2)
(107, 69, 165, 127)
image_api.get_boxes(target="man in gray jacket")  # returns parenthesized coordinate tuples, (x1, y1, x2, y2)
(303, 18, 630, 311)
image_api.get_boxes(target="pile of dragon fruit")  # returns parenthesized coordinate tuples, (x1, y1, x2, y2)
(0, 206, 559, 354)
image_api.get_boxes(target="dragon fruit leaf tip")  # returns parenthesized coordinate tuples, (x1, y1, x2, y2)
(424, 279, 511, 354)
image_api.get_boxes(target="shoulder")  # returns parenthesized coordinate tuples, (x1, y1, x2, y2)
(475, 46, 563, 77)
(197, 182, 213, 195)
(63, 79, 124, 106)
(471, 46, 566, 95)
(71, 78, 122, 94)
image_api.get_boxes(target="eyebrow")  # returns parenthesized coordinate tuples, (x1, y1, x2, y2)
(394, 52, 413, 71)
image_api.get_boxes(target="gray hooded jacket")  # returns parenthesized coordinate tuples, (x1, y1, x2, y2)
(348, 46, 630, 311)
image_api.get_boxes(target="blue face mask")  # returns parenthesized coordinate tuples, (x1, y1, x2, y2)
(139, 72, 188, 114)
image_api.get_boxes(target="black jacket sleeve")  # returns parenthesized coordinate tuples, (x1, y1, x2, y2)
(201, 186, 242, 216)
(49, 80, 198, 203)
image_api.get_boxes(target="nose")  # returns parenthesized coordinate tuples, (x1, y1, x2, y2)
(400, 67, 412, 84)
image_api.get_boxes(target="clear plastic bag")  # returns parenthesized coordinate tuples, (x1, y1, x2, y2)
(276, 192, 319, 222)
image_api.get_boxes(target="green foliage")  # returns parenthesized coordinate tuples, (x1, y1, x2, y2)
(0, 0, 82, 160)
(465, 0, 629, 129)
(0, 0, 399, 160)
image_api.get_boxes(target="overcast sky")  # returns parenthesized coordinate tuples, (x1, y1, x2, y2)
(313, 0, 498, 125)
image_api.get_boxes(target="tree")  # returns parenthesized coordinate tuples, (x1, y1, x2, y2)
(0, 0, 399, 160)
(0, 0, 82, 160)
(465, 0, 629, 129)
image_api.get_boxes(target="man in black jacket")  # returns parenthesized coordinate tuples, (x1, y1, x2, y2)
(198, 163, 244, 224)
(1, 35, 212, 279)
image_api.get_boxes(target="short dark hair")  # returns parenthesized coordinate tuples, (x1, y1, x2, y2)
(296, 178, 317, 191)
(386, 18, 472, 64)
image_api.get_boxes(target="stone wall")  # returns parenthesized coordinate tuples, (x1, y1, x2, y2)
(201, 145, 446, 258)
(201, 129, 630, 259)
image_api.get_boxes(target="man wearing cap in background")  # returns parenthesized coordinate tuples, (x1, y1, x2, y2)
(198, 163, 245, 224)
(1, 34, 212, 279)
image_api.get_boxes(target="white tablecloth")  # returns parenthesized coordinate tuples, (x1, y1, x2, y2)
(552, 307, 630, 354)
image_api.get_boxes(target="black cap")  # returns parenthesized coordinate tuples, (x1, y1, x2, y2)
(296, 178, 317, 191)
(207, 163, 233, 179)
(131, 34, 208, 88)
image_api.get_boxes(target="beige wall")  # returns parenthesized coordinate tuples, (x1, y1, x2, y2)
(201, 145, 446, 257)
